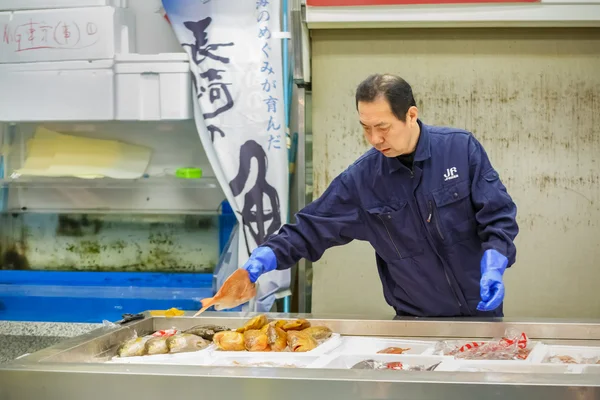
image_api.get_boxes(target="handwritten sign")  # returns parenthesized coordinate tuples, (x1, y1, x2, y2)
(2, 19, 99, 52)
(0, 7, 129, 63)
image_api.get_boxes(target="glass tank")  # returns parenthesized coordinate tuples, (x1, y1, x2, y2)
(0, 213, 220, 273)
(0, 120, 227, 274)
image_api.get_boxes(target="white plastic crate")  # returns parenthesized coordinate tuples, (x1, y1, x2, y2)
(0, 60, 114, 122)
(0, 6, 135, 63)
(114, 53, 192, 121)
(335, 336, 436, 355)
(0, 0, 127, 10)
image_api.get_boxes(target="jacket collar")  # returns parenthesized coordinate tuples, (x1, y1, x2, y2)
(385, 119, 431, 173)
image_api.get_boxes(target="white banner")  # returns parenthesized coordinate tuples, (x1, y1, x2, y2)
(162, 0, 290, 311)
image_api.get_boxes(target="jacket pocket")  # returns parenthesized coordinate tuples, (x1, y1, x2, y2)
(366, 202, 425, 259)
(431, 180, 476, 244)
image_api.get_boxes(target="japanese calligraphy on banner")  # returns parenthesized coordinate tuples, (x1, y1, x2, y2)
(307, 0, 538, 5)
(162, 0, 290, 312)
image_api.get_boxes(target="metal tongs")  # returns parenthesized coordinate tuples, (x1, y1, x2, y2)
(114, 313, 145, 325)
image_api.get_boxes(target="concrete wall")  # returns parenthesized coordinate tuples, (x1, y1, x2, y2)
(310, 28, 600, 319)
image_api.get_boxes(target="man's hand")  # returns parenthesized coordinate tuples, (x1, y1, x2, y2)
(476, 249, 508, 312)
(242, 246, 277, 283)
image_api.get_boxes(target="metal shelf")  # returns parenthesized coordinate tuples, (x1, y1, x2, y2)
(0, 176, 219, 189)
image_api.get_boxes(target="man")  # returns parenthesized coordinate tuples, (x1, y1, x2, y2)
(242, 74, 518, 318)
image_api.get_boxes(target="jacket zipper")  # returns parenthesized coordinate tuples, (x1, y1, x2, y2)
(378, 215, 403, 259)
(427, 201, 461, 308)
(427, 201, 445, 241)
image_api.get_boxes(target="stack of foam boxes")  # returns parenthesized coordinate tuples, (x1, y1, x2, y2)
(0, 0, 192, 122)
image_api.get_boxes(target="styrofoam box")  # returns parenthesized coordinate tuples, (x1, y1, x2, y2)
(208, 353, 321, 368)
(114, 53, 192, 121)
(0, 60, 114, 122)
(313, 354, 449, 370)
(335, 336, 436, 355)
(0, 0, 127, 10)
(0, 6, 135, 63)
(531, 345, 600, 364)
(210, 333, 343, 357)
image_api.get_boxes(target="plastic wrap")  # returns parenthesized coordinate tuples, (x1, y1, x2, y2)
(152, 329, 178, 337)
(434, 329, 531, 361)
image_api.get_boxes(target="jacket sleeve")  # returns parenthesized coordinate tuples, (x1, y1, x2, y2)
(468, 135, 519, 266)
(262, 171, 364, 270)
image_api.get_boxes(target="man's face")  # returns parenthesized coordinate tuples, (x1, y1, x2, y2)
(358, 96, 418, 158)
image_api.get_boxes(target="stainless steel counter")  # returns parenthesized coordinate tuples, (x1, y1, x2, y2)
(0, 312, 599, 400)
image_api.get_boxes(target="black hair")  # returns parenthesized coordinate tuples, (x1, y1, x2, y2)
(355, 74, 417, 122)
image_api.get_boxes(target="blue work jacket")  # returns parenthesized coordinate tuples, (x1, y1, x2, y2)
(264, 121, 518, 317)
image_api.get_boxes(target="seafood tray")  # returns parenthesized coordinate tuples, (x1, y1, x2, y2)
(311, 354, 449, 371)
(531, 345, 600, 365)
(207, 353, 322, 368)
(334, 336, 436, 355)
(211, 333, 342, 356)
(107, 348, 213, 366)
(433, 338, 542, 362)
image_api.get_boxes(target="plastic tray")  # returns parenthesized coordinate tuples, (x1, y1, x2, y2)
(211, 333, 342, 357)
(335, 336, 436, 355)
(313, 354, 449, 370)
(208, 353, 321, 368)
(532, 345, 600, 365)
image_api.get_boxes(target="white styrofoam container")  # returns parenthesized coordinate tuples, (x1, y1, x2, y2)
(0, 6, 135, 63)
(107, 347, 213, 366)
(114, 53, 192, 121)
(0, 60, 114, 122)
(435, 360, 577, 373)
(581, 365, 600, 374)
(335, 336, 437, 356)
(0, 0, 127, 11)
(208, 353, 321, 369)
(531, 345, 600, 365)
(313, 354, 448, 370)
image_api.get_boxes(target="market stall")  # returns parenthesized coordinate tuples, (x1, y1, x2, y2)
(1, 312, 599, 399)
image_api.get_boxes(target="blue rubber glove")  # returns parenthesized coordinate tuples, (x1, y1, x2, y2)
(242, 246, 277, 283)
(476, 249, 508, 312)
